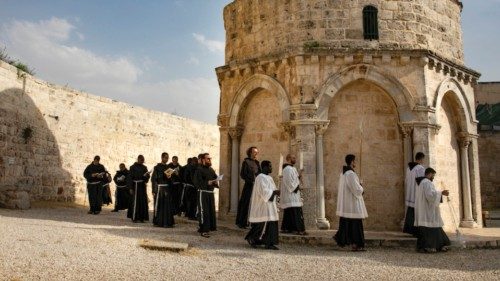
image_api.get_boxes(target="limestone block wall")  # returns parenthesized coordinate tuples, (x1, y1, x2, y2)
(474, 82, 500, 210)
(0, 61, 220, 208)
(224, 0, 464, 65)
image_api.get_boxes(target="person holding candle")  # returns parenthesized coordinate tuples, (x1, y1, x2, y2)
(333, 154, 368, 251)
(245, 160, 280, 250)
(280, 154, 307, 235)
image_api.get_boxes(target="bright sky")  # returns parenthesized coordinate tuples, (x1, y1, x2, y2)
(0, 0, 498, 124)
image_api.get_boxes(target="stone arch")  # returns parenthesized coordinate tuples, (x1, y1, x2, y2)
(229, 74, 291, 127)
(315, 64, 415, 121)
(433, 78, 473, 133)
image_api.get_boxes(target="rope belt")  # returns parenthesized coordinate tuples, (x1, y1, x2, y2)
(155, 184, 169, 217)
(133, 180, 144, 220)
(116, 185, 127, 188)
(87, 181, 100, 185)
(198, 190, 215, 224)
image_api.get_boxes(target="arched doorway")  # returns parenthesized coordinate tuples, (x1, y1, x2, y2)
(434, 92, 465, 229)
(323, 79, 404, 231)
(238, 88, 289, 185)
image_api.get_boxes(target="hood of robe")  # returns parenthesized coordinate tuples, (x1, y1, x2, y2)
(408, 162, 418, 170)
(342, 166, 354, 174)
(416, 176, 426, 185)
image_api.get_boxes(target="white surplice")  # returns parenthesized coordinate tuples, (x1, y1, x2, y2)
(414, 178, 444, 228)
(405, 164, 425, 208)
(280, 165, 303, 209)
(336, 170, 368, 219)
(248, 173, 279, 223)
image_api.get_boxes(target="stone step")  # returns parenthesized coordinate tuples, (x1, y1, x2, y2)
(138, 239, 189, 253)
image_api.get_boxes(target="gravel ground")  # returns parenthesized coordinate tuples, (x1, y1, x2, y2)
(0, 205, 499, 281)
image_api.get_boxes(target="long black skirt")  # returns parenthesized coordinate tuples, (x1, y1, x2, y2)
(235, 182, 253, 228)
(171, 182, 182, 215)
(131, 182, 149, 222)
(334, 217, 365, 248)
(403, 207, 418, 237)
(281, 207, 306, 232)
(245, 221, 279, 247)
(114, 186, 130, 211)
(153, 185, 175, 227)
(102, 183, 113, 206)
(417, 226, 451, 251)
(87, 183, 103, 213)
(198, 190, 216, 233)
(184, 184, 197, 219)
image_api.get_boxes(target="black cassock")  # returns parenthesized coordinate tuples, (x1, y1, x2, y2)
(152, 163, 175, 227)
(182, 163, 198, 220)
(236, 158, 261, 228)
(128, 162, 150, 222)
(113, 169, 131, 211)
(167, 163, 183, 215)
(101, 172, 113, 206)
(83, 163, 106, 213)
(193, 165, 218, 233)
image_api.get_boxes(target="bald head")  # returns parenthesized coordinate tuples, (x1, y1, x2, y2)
(286, 154, 297, 165)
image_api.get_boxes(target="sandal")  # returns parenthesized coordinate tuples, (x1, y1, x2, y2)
(200, 232, 210, 238)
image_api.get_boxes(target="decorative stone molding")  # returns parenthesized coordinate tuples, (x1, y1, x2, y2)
(398, 122, 414, 138)
(289, 104, 317, 121)
(457, 131, 472, 148)
(217, 114, 230, 127)
(314, 121, 330, 136)
(228, 126, 244, 140)
(281, 122, 296, 139)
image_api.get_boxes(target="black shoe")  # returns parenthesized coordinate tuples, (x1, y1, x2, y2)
(133, 220, 139, 223)
(265, 245, 279, 250)
(247, 239, 257, 248)
(93, 211, 100, 215)
(87, 211, 93, 214)
(111, 209, 118, 212)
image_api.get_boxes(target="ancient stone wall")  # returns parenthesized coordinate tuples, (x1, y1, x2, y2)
(474, 82, 500, 210)
(224, 0, 464, 65)
(0, 61, 220, 208)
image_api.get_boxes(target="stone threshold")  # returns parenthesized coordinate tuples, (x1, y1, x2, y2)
(177, 216, 500, 250)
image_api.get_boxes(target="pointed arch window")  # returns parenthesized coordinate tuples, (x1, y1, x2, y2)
(363, 6, 379, 40)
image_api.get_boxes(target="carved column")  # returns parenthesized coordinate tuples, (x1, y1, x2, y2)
(228, 126, 243, 214)
(468, 136, 483, 227)
(315, 121, 330, 229)
(399, 123, 414, 168)
(457, 132, 477, 228)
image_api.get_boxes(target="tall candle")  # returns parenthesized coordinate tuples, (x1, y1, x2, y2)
(278, 154, 284, 176)
(299, 151, 304, 171)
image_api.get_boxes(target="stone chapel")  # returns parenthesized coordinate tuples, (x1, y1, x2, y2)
(216, 0, 482, 231)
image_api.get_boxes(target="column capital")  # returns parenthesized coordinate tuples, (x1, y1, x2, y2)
(228, 126, 244, 140)
(315, 120, 330, 136)
(281, 122, 296, 139)
(457, 132, 472, 148)
(398, 122, 414, 138)
(217, 114, 230, 127)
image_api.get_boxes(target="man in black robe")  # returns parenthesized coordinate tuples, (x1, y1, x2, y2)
(152, 152, 175, 227)
(182, 157, 198, 220)
(128, 155, 151, 223)
(167, 156, 183, 216)
(111, 163, 130, 212)
(83, 155, 106, 215)
(236, 146, 261, 229)
(193, 153, 219, 238)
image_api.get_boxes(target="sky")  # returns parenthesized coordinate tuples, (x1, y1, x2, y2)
(0, 0, 498, 124)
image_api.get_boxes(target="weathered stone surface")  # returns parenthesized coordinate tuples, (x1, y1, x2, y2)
(0, 61, 220, 208)
(474, 82, 500, 211)
(223, 0, 464, 65)
(217, 0, 481, 231)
